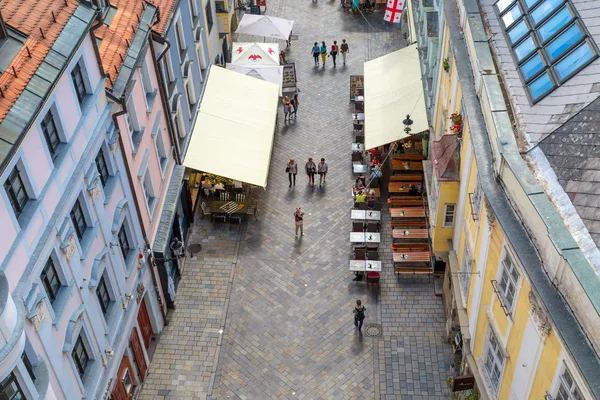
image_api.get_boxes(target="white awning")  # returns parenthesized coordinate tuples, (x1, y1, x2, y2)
(364, 45, 427, 150)
(231, 42, 280, 66)
(235, 14, 294, 41)
(183, 66, 279, 187)
(226, 64, 283, 96)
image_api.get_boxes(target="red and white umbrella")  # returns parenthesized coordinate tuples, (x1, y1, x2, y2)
(231, 42, 280, 66)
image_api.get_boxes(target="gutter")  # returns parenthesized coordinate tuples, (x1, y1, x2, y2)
(89, 11, 106, 78)
(444, 0, 600, 396)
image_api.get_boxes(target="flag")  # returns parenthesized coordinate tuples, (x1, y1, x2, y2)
(384, 0, 404, 23)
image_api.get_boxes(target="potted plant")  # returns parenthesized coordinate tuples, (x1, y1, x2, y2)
(443, 58, 450, 72)
(449, 112, 463, 135)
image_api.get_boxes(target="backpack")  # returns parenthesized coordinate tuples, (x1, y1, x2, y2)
(355, 307, 365, 321)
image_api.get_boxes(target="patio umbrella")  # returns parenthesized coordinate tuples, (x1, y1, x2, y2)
(235, 14, 295, 41)
(226, 64, 284, 96)
(230, 42, 280, 66)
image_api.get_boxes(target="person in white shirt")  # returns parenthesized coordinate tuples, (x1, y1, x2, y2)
(318, 158, 328, 186)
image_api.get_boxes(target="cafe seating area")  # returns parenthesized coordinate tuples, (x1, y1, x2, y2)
(387, 140, 433, 276)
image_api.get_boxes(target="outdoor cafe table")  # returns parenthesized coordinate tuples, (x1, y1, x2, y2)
(350, 232, 381, 243)
(210, 201, 248, 215)
(353, 164, 368, 174)
(352, 143, 365, 151)
(351, 210, 381, 221)
(352, 113, 365, 122)
(392, 159, 424, 172)
(349, 260, 382, 272)
(392, 228, 429, 239)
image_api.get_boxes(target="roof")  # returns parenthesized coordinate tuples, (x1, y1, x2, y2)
(0, 2, 95, 171)
(432, 134, 460, 181)
(538, 96, 600, 247)
(147, 0, 177, 35)
(153, 164, 184, 253)
(0, 0, 79, 123)
(479, 0, 600, 148)
(96, 0, 157, 94)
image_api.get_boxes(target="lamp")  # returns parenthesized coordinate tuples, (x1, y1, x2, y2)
(402, 114, 413, 135)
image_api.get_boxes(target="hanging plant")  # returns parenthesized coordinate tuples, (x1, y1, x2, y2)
(443, 58, 450, 72)
(449, 112, 463, 135)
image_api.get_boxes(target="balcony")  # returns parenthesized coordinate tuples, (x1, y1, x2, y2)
(0, 272, 26, 379)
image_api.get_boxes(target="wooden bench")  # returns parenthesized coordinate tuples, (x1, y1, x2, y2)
(391, 243, 430, 251)
(391, 220, 427, 228)
(388, 182, 421, 193)
(392, 160, 424, 172)
(392, 228, 429, 239)
(390, 174, 423, 182)
(390, 207, 426, 218)
(395, 266, 432, 275)
(388, 198, 424, 207)
(387, 196, 422, 203)
(392, 154, 425, 161)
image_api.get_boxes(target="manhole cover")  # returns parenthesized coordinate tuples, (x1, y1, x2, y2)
(364, 323, 383, 338)
(188, 243, 202, 256)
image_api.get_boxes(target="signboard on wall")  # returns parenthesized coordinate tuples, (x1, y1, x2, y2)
(217, 12, 231, 33)
(452, 376, 475, 392)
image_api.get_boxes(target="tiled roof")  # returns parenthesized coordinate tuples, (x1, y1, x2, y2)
(432, 134, 460, 181)
(538, 96, 600, 247)
(97, 0, 148, 90)
(0, 0, 79, 123)
(480, 0, 600, 148)
(147, 0, 177, 35)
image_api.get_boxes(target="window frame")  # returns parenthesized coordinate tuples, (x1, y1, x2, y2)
(555, 363, 585, 400)
(0, 371, 26, 400)
(495, 0, 599, 103)
(96, 274, 111, 316)
(443, 204, 456, 227)
(95, 147, 110, 187)
(117, 222, 132, 261)
(70, 198, 88, 241)
(142, 170, 157, 216)
(483, 329, 505, 393)
(497, 251, 521, 312)
(4, 165, 30, 219)
(205, 1, 214, 33)
(72, 335, 90, 380)
(41, 257, 62, 304)
(41, 108, 62, 161)
(154, 127, 169, 175)
(71, 60, 88, 104)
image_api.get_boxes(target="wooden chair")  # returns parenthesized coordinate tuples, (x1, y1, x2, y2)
(390, 174, 423, 182)
(213, 214, 227, 228)
(246, 201, 259, 220)
(391, 243, 430, 251)
(355, 135, 364, 144)
(391, 220, 428, 229)
(372, 202, 384, 211)
(229, 215, 244, 229)
(353, 123, 364, 133)
(200, 201, 212, 220)
(367, 250, 379, 260)
(366, 272, 380, 286)
(358, 202, 369, 210)
(392, 153, 425, 161)
(352, 221, 365, 232)
(366, 243, 379, 251)
(352, 152, 362, 162)
(366, 222, 379, 232)
(354, 247, 366, 260)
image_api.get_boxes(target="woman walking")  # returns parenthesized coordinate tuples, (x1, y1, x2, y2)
(341, 39, 349, 65)
(286, 158, 298, 187)
(320, 41, 327, 67)
(291, 94, 299, 118)
(282, 95, 291, 120)
(305, 157, 317, 187)
(294, 207, 305, 237)
(353, 300, 366, 330)
(312, 42, 321, 67)
(317, 158, 328, 186)
(331, 41, 339, 67)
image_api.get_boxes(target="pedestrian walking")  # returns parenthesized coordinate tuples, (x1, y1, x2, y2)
(317, 158, 328, 186)
(341, 39, 349, 65)
(286, 31, 293, 48)
(282, 95, 291, 120)
(320, 41, 327, 67)
(305, 157, 316, 186)
(312, 42, 321, 66)
(294, 207, 305, 237)
(279, 49, 287, 65)
(353, 300, 366, 330)
(330, 41, 339, 67)
(286, 158, 298, 187)
(291, 94, 299, 118)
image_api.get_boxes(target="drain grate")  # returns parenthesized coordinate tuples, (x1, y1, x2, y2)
(364, 323, 383, 338)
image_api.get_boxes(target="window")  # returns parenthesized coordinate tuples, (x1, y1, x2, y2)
(96, 275, 111, 315)
(495, 0, 598, 102)
(125, 99, 138, 135)
(443, 204, 456, 227)
(175, 21, 186, 57)
(206, 2, 214, 32)
(498, 252, 520, 311)
(41, 257, 61, 304)
(143, 171, 157, 215)
(0, 372, 25, 400)
(215, 0, 226, 12)
(71, 61, 88, 104)
(72, 335, 90, 379)
(70, 198, 87, 241)
(95, 148, 110, 187)
(140, 61, 154, 96)
(556, 365, 584, 400)
(21, 352, 36, 383)
(41, 108, 62, 160)
(117, 223, 131, 260)
(189, 0, 199, 18)
(483, 330, 505, 392)
(185, 82, 193, 116)
(155, 131, 168, 174)
(4, 165, 29, 219)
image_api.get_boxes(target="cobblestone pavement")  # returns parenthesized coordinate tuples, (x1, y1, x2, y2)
(139, 0, 453, 398)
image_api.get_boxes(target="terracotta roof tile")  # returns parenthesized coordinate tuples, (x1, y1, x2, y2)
(97, 0, 147, 89)
(0, 0, 79, 123)
(148, 0, 177, 34)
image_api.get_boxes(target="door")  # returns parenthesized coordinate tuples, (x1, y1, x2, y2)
(130, 328, 147, 381)
(508, 317, 541, 399)
(110, 379, 128, 400)
(137, 298, 153, 349)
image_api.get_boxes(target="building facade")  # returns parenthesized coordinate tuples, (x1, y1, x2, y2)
(0, 1, 163, 399)
(420, 0, 600, 398)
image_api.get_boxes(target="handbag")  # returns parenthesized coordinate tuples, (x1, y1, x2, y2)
(286, 166, 290, 173)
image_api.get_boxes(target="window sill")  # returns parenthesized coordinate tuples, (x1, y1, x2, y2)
(145, 90, 158, 113)
(52, 144, 69, 169)
(100, 301, 118, 332)
(160, 157, 168, 179)
(124, 251, 137, 278)
(103, 173, 120, 205)
(17, 199, 41, 230)
(51, 283, 75, 326)
(79, 94, 94, 116)
(79, 222, 99, 261)
(131, 127, 146, 155)
(179, 47, 188, 66)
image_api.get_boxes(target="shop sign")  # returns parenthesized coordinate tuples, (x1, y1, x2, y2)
(452, 375, 475, 392)
(217, 12, 230, 33)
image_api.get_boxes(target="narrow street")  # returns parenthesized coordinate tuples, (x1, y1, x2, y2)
(139, 0, 453, 398)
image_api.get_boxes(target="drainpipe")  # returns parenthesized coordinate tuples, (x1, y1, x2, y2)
(111, 99, 168, 323)
(150, 33, 181, 164)
(90, 11, 106, 78)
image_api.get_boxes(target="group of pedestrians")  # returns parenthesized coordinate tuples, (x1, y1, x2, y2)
(286, 158, 328, 187)
(282, 94, 299, 120)
(311, 39, 350, 67)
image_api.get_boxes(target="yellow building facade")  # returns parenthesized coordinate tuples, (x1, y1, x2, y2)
(422, 0, 600, 398)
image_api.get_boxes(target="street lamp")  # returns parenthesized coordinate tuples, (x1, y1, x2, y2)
(403, 114, 413, 135)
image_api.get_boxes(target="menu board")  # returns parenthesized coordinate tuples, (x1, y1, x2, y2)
(350, 75, 364, 101)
